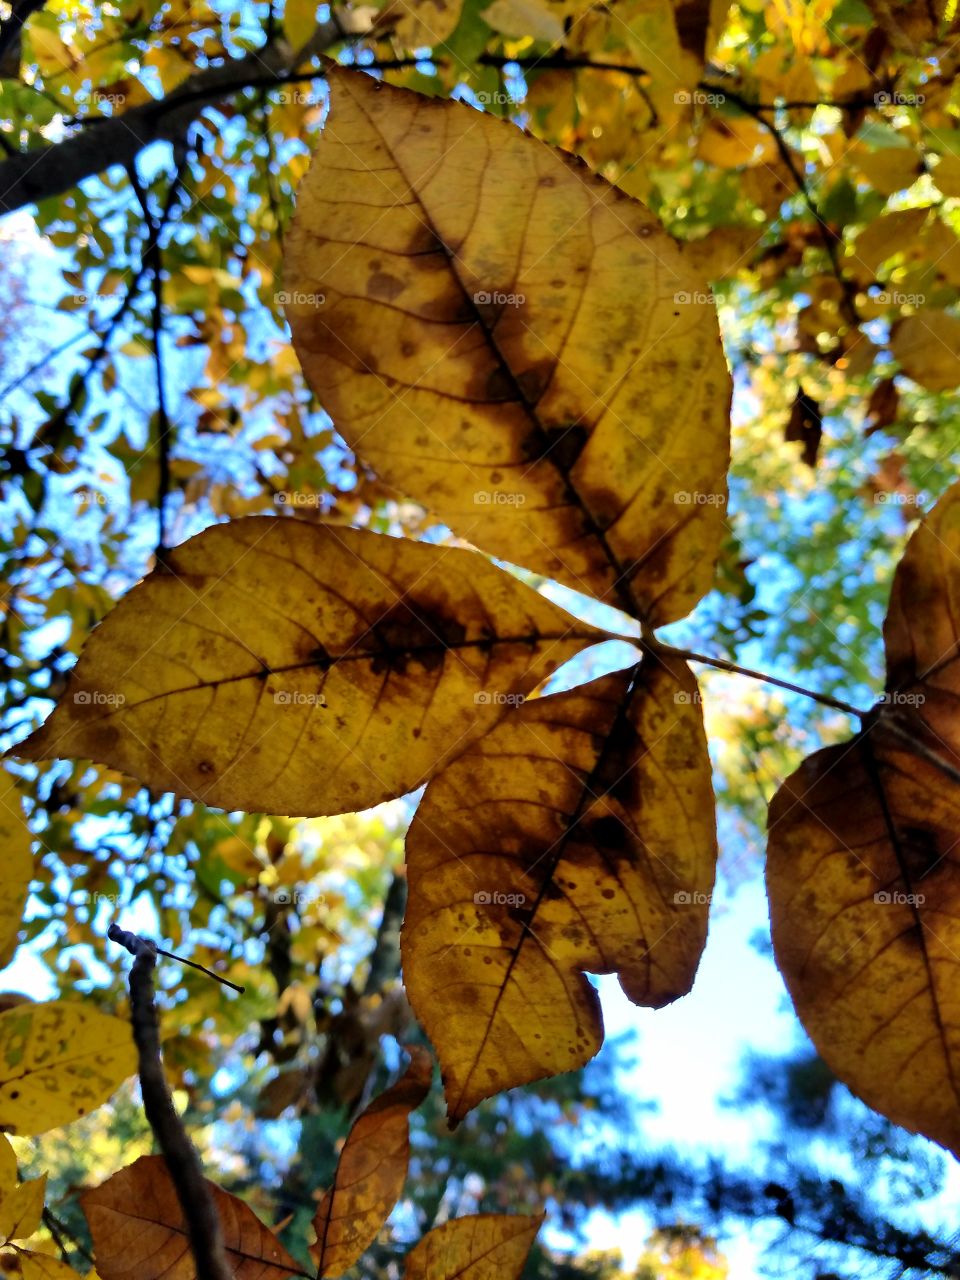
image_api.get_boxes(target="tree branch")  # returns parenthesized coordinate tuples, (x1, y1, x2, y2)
(108, 923, 234, 1280)
(0, 0, 46, 63)
(0, 19, 347, 215)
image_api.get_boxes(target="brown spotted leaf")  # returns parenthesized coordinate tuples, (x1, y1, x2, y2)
(285, 70, 731, 626)
(312, 1046, 432, 1277)
(402, 653, 717, 1121)
(404, 1213, 542, 1280)
(767, 479, 960, 1155)
(83, 1154, 310, 1280)
(14, 518, 606, 817)
(0, 1001, 136, 1135)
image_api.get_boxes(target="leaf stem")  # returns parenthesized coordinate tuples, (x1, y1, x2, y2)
(655, 643, 867, 717)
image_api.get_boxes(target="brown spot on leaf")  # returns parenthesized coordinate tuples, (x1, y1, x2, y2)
(368, 599, 467, 675)
(368, 270, 405, 302)
(522, 423, 589, 472)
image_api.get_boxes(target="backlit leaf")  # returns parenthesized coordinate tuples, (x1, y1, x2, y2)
(404, 1213, 542, 1280)
(402, 653, 716, 1120)
(83, 1155, 309, 1280)
(767, 479, 960, 1155)
(480, 0, 564, 43)
(0, 1002, 136, 1135)
(15, 518, 605, 817)
(13, 1254, 87, 1280)
(891, 312, 960, 392)
(384, 0, 466, 47)
(0, 1173, 46, 1242)
(286, 71, 731, 626)
(313, 1046, 432, 1276)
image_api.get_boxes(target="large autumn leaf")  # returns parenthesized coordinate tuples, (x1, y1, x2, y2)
(404, 1213, 542, 1280)
(402, 651, 716, 1120)
(14, 517, 605, 816)
(285, 70, 731, 626)
(83, 1154, 309, 1280)
(767, 479, 960, 1155)
(313, 1046, 432, 1276)
(0, 1001, 136, 1134)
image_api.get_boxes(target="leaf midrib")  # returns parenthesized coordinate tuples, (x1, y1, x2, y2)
(345, 78, 639, 618)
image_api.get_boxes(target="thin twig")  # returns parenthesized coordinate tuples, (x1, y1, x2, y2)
(127, 162, 172, 557)
(40, 1208, 75, 1264)
(654, 642, 867, 717)
(710, 84, 861, 326)
(108, 924, 234, 1280)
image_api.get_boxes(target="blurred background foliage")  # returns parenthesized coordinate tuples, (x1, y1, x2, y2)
(2, 0, 960, 1274)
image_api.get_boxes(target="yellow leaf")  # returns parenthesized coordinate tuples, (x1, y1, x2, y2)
(767, 480, 960, 1156)
(0, 768, 31, 969)
(16, 519, 605, 817)
(285, 71, 731, 625)
(402, 655, 716, 1120)
(404, 1214, 543, 1280)
(480, 0, 564, 43)
(0, 1173, 46, 1243)
(856, 147, 922, 196)
(283, 0, 318, 49)
(679, 226, 762, 281)
(890, 311, 960, 392)
(313, 1047, 432, 1276)
(0, 1002, 136, 1135)
(27, 21, 75, 74)
(697, 116, 779, 167)
(12, 1252, 88, 1280)
(847, 208, 929, 280)
(382, 0, 465, 48)
(83, 1155, 309, 1280)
